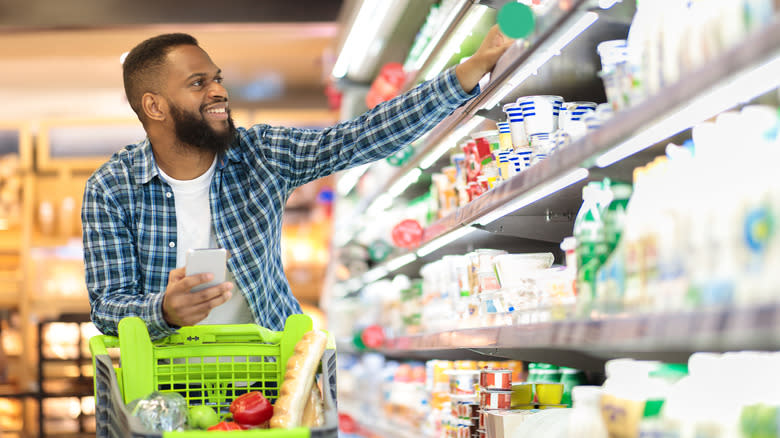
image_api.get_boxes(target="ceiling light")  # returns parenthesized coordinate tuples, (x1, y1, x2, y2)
(416, 226, 477, 257)
(332, 0, 397, 79)
(362, 266, 389, 283)
(384, 253, 417, 272)
(388, 167, 423, 197)
(424, 5, 490, 81)
(407, 0, 471, 73)
(336, 163, 371, 197)
(366, 193, 393, 215)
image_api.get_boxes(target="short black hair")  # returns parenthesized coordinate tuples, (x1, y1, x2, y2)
(122, 33, 199, 121)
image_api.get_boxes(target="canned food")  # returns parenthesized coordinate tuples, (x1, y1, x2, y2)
(478, 429, 487, 438)
(480, 368, 513, 390)
(462, 402, 479, 419)
(480, 389, 513, 410)
(478, 409, 488, 429)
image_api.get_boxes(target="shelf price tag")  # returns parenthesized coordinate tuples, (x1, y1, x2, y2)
(391, 219, 423, 249)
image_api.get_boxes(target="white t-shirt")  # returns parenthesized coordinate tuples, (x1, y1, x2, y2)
(157, 157, 254, 325)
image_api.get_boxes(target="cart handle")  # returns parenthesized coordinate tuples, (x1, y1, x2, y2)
(89, 334, 119, 357)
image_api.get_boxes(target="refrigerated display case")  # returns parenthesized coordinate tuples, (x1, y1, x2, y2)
(328, 1, 780, 436)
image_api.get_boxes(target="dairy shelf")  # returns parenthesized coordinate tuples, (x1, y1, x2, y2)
(377, 303, 780, 370)
(341, 15, 780, 291)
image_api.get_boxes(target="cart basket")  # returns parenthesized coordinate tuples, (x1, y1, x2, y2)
(89, 314, 337, 438)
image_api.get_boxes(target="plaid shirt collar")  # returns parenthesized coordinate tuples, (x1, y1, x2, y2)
(133, 135, 244, 185)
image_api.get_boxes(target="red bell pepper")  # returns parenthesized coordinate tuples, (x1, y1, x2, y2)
(207, 421, 245, 431)
(229, 391, 274, 426)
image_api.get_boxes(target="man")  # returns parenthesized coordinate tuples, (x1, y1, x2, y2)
(82, 27, 513, 339)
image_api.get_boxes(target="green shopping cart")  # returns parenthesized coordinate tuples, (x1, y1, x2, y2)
(89, 314, 337, 437)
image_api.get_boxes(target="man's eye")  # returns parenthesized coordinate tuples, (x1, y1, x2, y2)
(192, 79, 203, 87)
(214, 76, 224, 84)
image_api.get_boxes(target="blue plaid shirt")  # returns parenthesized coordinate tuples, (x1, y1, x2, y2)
(82, 67, 478, 340)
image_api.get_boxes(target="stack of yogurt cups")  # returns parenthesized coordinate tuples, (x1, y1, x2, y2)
(477, 368, 514, 437)
(496, 96, 616, 171)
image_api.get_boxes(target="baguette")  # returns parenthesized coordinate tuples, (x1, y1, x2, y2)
(301, 385, 324, 428)
(270, 329, 327, 429)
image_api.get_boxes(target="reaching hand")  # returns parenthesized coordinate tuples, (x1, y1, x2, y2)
(162, 267, 234, 327)
(455, 24, 516, 93)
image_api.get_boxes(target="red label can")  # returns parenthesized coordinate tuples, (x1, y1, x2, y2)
(480, 369, 513, 390)
(480, 389, 513, 410)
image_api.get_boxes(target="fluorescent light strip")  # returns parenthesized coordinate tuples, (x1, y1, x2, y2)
(385, 253, 418, 272)
(336, 163, 371, 196)
(425, 5, 490, 81)
(416, 226, 477, 257)
(333, 228, 353, 247)
(362, 266, 389, 284)
(481, 12, 599, 110)
(598, 0, 621, 8)
(596, 50, 780, 167)
(366, 193, 393, 215)
(411, 0, 471, 73)
(475, 167, 589, 226)
(420, 116, 485, 170)
(332, 0, 394, 78)
(388, 167, 423, 197)
(345, 278, 363, 292)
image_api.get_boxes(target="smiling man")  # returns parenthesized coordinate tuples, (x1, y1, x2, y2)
(82, 31, 513, 339)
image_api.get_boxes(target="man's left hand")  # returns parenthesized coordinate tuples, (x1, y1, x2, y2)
(455, 24, 515, 93)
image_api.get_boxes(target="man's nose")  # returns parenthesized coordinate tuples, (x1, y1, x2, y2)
(208, 80, 228, 100)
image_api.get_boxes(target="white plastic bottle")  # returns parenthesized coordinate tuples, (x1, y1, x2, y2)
(567, 386, 608, 438)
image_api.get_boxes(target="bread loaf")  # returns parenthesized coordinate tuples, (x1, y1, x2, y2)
(301, 385, 324, 428)
(269, 329, 327, 429)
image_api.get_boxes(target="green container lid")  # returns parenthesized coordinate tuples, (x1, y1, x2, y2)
(535, 363, 560, 370)
(497, 2, 535, 39)
(649, 363, 689, 380)
(643, 399, 665, 418)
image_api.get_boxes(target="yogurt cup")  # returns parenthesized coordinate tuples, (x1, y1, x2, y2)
(480, 389, 513, 410)
(480, 368, 513, 390)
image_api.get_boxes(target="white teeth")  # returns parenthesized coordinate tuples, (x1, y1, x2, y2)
(206, 108, 226, 114)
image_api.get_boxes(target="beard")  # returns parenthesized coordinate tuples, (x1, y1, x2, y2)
(169, 102, 236, 156)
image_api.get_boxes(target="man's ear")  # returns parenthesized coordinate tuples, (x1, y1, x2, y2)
(142, 93, 166, 122)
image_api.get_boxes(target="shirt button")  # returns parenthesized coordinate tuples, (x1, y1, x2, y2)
(166, 192, 172, 198)
(169, 242, 175, 248)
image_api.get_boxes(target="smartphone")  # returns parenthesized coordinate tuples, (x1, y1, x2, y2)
(185, 248, 227, 293)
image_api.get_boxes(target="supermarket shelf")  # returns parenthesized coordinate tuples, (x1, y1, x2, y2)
(359, 9, 780, 223)
(339, 16, 780, 291)
(378, 303, 780, 370)
(356, 417, 431, 438)
(340, 401, 432, 438)
(354, 0, 596, 215)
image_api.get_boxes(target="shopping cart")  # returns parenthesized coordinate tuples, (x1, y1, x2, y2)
(89, 314, 337, 438)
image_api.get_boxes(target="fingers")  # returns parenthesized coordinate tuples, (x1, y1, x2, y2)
(168, 266, 186, 283)
(165, 283, 234, 326)
(189, 282, 234, 306)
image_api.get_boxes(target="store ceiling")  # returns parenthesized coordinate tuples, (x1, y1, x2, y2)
(0, 0, 345, 120)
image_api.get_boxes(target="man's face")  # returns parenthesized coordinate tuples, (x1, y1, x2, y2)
(163, 45, 236, 154)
